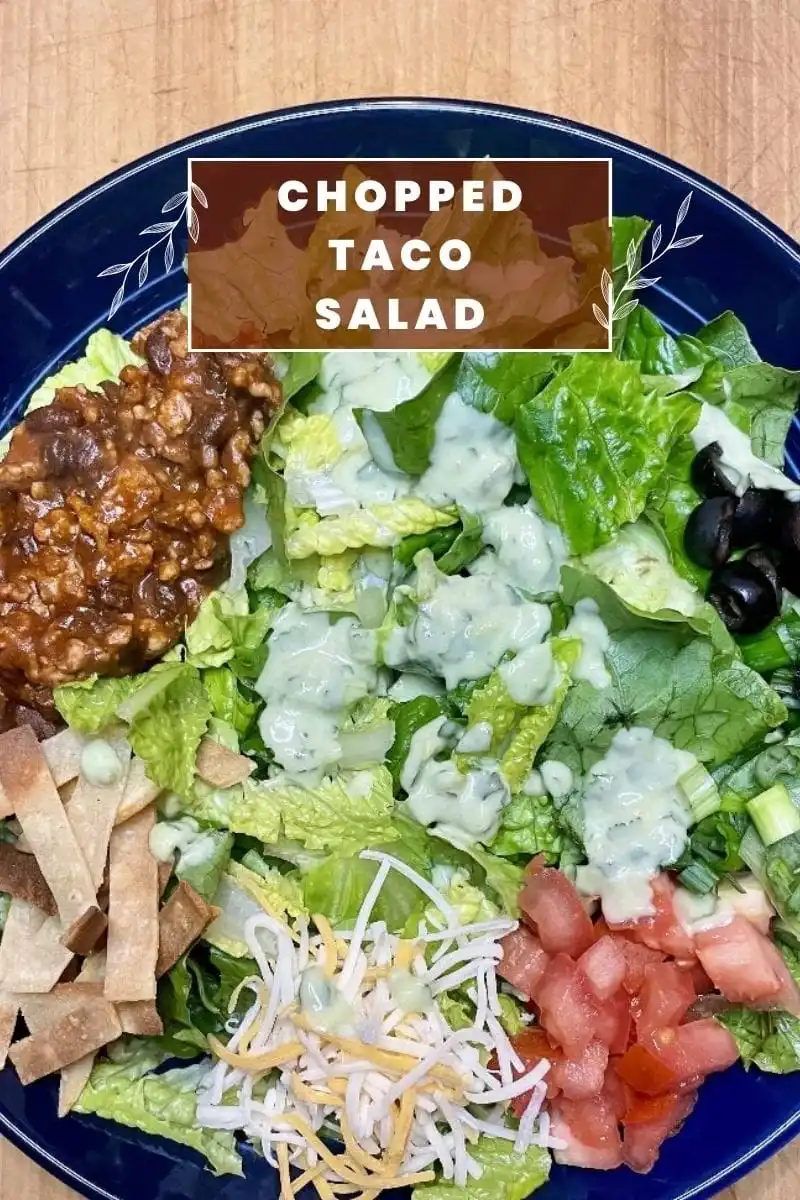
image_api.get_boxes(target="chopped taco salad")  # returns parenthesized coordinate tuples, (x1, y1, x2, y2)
(0, 216, 799, 1193)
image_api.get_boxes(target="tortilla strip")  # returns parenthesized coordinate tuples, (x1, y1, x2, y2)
(105, 807, 159, 1002)
(0, 727, 97, 927)
(0, 994, 18, 1070)
(117, 1000, 164, 1037)
(58, 953, 109, 1115)
(61, 906, 108, 955)
(156, 880, 219, 978)
(3, 915, 74, 993)
(196, 738, 254, 788)
(66, 737, 131, 887)
(114, 756, 161, 826)
(0, 843, 57, 915)
(41, 728, 86, 789)
(19, 982, 105, 1033)
(158, 857, 174, 899)
(0, 897, 46, 984)
(10, 997, 121, 1085)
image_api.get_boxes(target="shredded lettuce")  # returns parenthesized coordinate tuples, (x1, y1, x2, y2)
(205, 860, 307, 957)
(285, 498, 457, 559)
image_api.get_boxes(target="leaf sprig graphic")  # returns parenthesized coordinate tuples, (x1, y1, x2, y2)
(593, 192, 703, 332)
(98, 182, 208, 319)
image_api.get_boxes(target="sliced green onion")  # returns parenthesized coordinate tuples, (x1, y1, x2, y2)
(747, 783, 800, 847)
(739, 626, 792, 675)
(679, 762, 722, 823)
(739, 823, 767, 876)
(678, 860, 719, 895)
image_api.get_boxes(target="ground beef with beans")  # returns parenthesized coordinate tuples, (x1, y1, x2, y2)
(0, 310, 281, 717)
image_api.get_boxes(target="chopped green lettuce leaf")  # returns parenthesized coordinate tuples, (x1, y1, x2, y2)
(355, 359, 457, 475)
(514, 354, 699, 554)
(205, 859, 307, 957)
(74, 1059, 242, 1176)
(185, 588, 279, 675)
(285, 498, 456, 559)
(386, 695, 446, 788)
(414, 1136, 550, 1200)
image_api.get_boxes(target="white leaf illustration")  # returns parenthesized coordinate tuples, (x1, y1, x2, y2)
(675, 192, 693, 230)
(671, 234, 703, 250)
(161, 192, 187, 214)
(138, 255, 149, 287)
(614, 298, 639, 322)
(592, 302, 609, 331)
(140, 222, 174, 236)
(600, 268, 613, 306)
(97, 263, 130, 278)
(164, 237, 175, 274)
(108, 283, 126, 320)
(188, 207, 200, 244)
(625, 239, 636, 275)
(191, 182, 209, 209)
(631, 275, 661, 291)
(651, 224, 663, 256)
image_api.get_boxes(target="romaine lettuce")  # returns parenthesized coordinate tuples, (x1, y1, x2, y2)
(514, 354, 699, 554)
(74, 1058, 242, 1176)
(414, 1136, 550, 1200)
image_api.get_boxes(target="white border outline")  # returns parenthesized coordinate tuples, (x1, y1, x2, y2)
(185, 156, 613, 355)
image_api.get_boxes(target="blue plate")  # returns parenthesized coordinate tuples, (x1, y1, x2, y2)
(0, 98, 799, 1200)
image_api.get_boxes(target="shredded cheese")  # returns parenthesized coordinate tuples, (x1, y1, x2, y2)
(198, 850, 561, 1194)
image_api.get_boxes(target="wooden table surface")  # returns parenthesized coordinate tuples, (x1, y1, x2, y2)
(0, 0, 798, 1196)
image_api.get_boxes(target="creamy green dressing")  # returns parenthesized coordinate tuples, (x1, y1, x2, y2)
(539, 760, 574, 798)
(419, 391, 520, 516)
(499, 641, 557, 705)
(310, 352, 432, 416)
(80, 738, 124, 787)
(299, 965, 356, 1034)
(384, 571, 551, 690)
(470, 502, 568, 596)
(576, 727, 695, 924)
(565, 599, 611, 689)
(149, 816, 220, 867)
(400, 716, 454, 792)
(404, 758, 510, 844)
(387, 967, 433, 1014)
(256, 604, 378, 780)
(691, 402, 800, 498)
(387, 672, 445, 702)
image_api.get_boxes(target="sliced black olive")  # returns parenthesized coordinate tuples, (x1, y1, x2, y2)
(775, 498, 800, 558)
(707, 561, 780, 634)
(684, 496, 736, 569)
(730, 488, 777, 548)
(743, 547, 782, 602)
(690, 442, 735, 498)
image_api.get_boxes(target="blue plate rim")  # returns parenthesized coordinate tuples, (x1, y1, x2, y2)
(0, 95, 799, 1200)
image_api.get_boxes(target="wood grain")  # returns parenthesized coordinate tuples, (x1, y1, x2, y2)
(0, 0, 798, 1196)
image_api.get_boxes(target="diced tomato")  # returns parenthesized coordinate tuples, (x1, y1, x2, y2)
(498, 925, 550, 1000)
(680, 959, 714, 995)
(623, 1089, 680, 1126)
(551, 1096, 623, 1170)
(615, 1042, 680, 1096)
(619, 939, 667, 994)
(613, 875, 696, 960)
(696, 916, 800, 1013)
(520, 868, 594, 958)
(636, 963, 696, 1040)
(579, 935, 627, 1001)
(509, 1028, 559, 1115)
(623, 1092, 697, 1174)
(601, 1067, 628, 1120)
(551, 1040, 609, 1100)
(647, 1019, 740, 1084)
(537, 953, 600, 1057)
(595, 988, 634, 1055)
(593, 918, 612, 942)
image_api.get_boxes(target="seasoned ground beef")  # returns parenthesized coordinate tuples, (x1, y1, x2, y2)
(0, 311, 281, 716)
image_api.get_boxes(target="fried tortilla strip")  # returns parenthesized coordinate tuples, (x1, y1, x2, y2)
(0, 727, 97, 927)
(158, 857, 174, 899)
(105, 807, 159, 1002)
(114, 756, 161, 825)
(3, 915, 74, 993)
(10, 997, 121, 1085)
(0, 995, 18, 1070)
(58, 954, 109, 1115)
(0, 897, 46, 984)
(117, 1000, 164, 1037)
(19, 982, 105, 1033)
(0, 843, 57, 915)
(156, 881, 218, 978)
(61, 906, 108, 955)
(196, 738, 254, 788)
(66, 737, 131, 887)
(41, 728, 85, 789)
